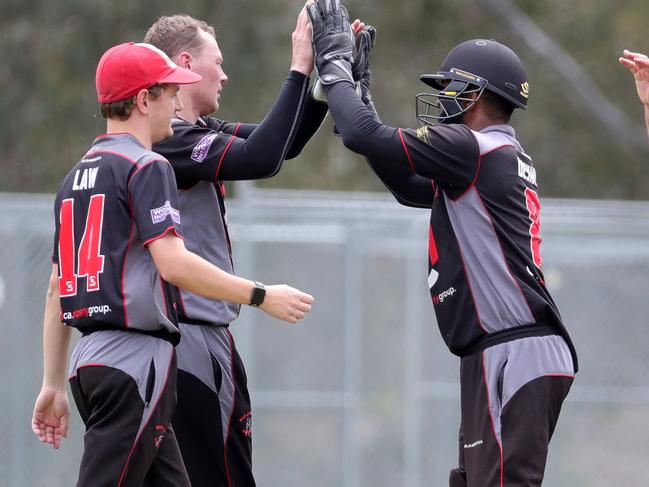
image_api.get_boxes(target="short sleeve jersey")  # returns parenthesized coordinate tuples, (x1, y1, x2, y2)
(52, 133, 183, 340)
(399, 123, 576, 364)
(153, 117, 240, 324)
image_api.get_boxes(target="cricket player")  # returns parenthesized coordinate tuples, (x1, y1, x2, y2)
(307, 1, 578, 485)
(145, 9, 368, 487)
(143, 6, 361, 485)
(31, 41, 313, 487)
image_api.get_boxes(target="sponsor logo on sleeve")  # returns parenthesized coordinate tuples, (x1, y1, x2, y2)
(191, 133, 218, 162)
(150, 201, 181, 225)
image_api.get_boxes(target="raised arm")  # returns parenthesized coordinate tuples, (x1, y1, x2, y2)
(620, 49, 649, 139)
(156, 6, 319, 185)
(306, 3, 435, 206)
(308, 1, 478, 203)
(216, 5, 318, 179)
(207, 86, 327, 160)
(327, 82, 436, 207)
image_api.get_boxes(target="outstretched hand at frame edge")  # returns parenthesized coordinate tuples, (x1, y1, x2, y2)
(620, 49, 649, 108)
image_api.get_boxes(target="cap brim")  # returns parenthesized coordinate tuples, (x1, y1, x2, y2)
(159, 66, 202, 85)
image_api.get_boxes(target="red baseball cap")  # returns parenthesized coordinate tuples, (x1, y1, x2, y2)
(95, 42, 202, 103)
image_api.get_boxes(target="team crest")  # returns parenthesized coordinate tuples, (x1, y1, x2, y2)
(520, 82, 529, 99)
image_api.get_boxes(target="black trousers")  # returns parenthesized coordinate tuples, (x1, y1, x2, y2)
(173, 323, 255, 487)
(69, 343, 189, 487)
(449, 336, 574, 487)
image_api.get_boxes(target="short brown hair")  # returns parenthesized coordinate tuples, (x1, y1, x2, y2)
(100, 84, 166, 120)
(144, 15, 216, 59)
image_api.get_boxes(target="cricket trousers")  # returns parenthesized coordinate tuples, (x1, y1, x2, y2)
(173, 323, 255, 487)
(68, 330, 190, 487)
(449, 335, 574, 487)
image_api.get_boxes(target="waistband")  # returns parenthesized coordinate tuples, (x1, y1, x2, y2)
(461, 323, 558, 357)
(78, 324, 180, 346)
(177, 315, 228, 327)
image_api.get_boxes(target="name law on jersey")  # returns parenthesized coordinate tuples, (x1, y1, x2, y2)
(72, 166, 99, 191)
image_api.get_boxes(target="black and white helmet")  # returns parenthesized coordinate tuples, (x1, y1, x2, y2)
(416, 39, 529, 125)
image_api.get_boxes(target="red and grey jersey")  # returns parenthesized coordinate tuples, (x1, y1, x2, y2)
(52, 133, 183, 342)
(400, 124, 572, 357)
(325, 82, 577, 369)
(154, 116, 240, 325)
(153, 70, 322, 326)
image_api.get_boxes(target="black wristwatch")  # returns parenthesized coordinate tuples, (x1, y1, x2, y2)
(249, 281, 266, 307)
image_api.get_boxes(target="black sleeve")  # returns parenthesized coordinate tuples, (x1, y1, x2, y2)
(285, 86, 328, 159)
(399, 125, 480, 194)
(204, 117, 256, 138)
(206, 84, 327, 160)
(127, 160, 183, 246)
(154, 71, 309, 185)
(217, 70, 310, 181)
(326, 82, 480, 197)
(322, 83, 434, 207)
(362, 154, 436, 208)
(226, 123, 255, 138)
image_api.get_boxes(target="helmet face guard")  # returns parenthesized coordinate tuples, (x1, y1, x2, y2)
(415, 70, 488, 126)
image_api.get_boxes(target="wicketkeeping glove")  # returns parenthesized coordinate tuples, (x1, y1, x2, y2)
(307, 0, 355, 88)
(351, 25, 377, 108)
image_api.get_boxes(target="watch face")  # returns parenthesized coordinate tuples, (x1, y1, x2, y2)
(251, 283, 266, 306)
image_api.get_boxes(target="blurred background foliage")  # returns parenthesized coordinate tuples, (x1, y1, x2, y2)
(2, 0, 649, 199)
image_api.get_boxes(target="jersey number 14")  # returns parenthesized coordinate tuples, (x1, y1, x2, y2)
(58, 194, 106, 297)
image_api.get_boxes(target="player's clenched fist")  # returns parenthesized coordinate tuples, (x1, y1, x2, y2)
(260, 284, 314, 323)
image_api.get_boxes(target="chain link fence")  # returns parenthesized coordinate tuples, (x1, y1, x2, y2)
(1, 188, 648, 486)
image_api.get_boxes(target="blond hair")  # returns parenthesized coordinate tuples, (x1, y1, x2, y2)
(144, 15, 216, 58)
